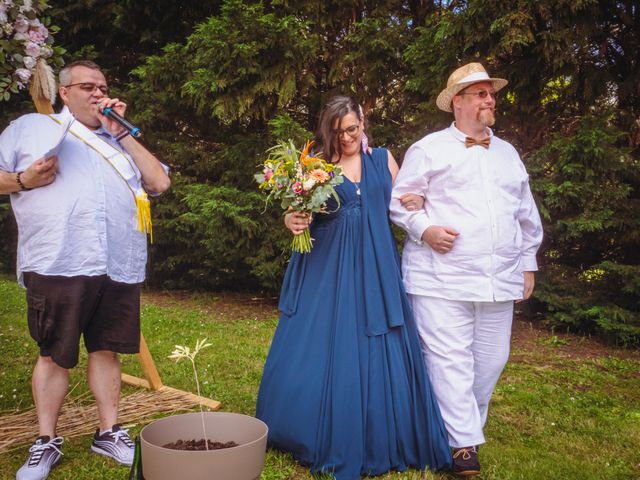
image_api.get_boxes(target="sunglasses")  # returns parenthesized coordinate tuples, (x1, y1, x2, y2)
(63, 82, 109, 95)
(333, 124, 360, 137)
(458, 90, 497, 100)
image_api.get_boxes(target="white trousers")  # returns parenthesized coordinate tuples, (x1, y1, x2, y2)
(408, 294, 513, 448)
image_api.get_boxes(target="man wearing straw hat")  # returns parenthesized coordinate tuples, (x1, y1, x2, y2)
(390, 63, 543, 476)
(0, 60, 170, 480)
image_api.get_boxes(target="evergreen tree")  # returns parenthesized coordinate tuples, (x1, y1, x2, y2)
(529, 115, 640, 344)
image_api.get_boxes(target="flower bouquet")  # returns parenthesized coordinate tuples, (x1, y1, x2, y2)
(255, 140, 343, 253)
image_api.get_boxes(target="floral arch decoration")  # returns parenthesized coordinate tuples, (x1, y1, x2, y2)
(0, 0, 65, 104)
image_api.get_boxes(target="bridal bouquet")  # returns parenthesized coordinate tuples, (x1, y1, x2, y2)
(255, 140, 343, 253)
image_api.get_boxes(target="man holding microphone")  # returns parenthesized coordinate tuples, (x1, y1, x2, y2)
(0, 60, 170, 480)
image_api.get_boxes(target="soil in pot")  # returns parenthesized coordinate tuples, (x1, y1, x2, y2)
(162, 439, 239, 451)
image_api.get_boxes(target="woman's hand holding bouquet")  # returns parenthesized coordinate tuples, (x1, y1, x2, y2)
(255, 140, 343, 253)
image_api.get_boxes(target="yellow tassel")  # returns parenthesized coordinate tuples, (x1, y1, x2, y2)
(135, 191, 153, 243)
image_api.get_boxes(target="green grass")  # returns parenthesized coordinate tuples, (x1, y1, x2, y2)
(1, 275, 639, 479)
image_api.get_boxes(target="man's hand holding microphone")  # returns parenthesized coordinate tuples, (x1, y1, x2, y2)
(97, 97, 141, 139)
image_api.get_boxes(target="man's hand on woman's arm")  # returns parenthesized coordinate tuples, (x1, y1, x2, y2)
(400, 193, 424, 211)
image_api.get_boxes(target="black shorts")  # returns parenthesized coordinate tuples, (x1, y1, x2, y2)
(23, 272, 141, 369)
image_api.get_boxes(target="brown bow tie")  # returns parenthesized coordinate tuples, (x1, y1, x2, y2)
(465, 136, 491, 149)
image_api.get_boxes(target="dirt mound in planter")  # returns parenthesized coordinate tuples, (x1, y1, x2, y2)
(162, 439, 239, 451)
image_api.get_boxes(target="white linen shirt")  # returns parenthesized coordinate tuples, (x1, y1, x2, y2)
(0, 107, 160, 286)
(390, 123, 543, 302)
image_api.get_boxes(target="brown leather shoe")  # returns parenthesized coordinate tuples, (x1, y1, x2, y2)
(452, 446, 480, 476)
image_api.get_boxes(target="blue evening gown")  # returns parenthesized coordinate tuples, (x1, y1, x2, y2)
(256, 148, 451, 479)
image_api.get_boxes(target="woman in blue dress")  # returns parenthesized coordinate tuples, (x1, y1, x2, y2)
(256, 96, 451, 479)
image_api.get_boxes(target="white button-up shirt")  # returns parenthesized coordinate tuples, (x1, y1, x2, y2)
(0, 107, 162, 286)
(390, 123, 543, 302)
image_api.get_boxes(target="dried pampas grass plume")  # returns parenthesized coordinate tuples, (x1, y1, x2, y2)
(29, 58, 56, 114)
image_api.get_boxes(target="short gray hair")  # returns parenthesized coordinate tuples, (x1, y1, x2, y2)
(59, 60, 103, 86)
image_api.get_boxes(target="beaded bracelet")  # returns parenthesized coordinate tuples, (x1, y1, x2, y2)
(115, 131, 129, 142)
(16, 171, 31, 191)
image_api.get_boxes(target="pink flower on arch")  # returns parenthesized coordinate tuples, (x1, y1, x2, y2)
(14, 16, 29, 34)
(28, 28, 47, 44)
(25, 41, 40, 57)
(15, 68, 31, 83)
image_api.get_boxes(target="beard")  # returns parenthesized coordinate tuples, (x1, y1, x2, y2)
(478, 108, 496, 127)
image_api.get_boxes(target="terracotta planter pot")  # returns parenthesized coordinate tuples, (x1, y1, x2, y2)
(140, 412, 268, 480)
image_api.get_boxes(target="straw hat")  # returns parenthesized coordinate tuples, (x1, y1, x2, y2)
(436, 63, 508, 112)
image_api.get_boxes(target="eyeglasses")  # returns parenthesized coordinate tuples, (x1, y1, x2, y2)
(333, 124, 360, 137)
(63, 82, 109, 95)
(458, 90, 497, 100)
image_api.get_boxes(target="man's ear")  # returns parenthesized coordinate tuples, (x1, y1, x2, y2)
(58, 86, 68, 104)
(451, 94, 462, 111)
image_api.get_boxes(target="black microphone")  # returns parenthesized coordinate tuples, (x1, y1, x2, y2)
(101, 107, 142, 138)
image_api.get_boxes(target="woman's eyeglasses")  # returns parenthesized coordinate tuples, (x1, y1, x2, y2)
(63, 82, 109, 95)
(458, 90, 497, 100)
(333, 124, 360, 137)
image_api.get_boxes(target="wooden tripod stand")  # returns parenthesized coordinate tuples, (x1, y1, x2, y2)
(121, 334, 220, 410)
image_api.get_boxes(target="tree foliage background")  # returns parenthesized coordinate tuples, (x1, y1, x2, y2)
(1, 0, 638, 345)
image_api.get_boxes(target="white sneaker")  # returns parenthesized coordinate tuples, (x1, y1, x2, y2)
(16, 436, 63, 480)
(90, 424, 134, 466)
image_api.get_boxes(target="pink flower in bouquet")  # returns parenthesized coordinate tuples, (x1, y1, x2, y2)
(309, 169, 330, 183)
(264, 168, 273, 182)
(292, 182, 303, 194)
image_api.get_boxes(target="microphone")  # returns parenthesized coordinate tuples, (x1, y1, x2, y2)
(101, 107, 142, 138)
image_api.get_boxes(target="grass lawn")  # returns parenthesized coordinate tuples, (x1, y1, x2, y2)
(1, 275, 639, 479)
